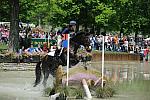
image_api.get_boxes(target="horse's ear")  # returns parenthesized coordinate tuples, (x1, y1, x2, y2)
(77, 31, 90, 36)
(101, 31, 106, 36)
(76, 31, 84, 35)
(85, 32, 91, 36)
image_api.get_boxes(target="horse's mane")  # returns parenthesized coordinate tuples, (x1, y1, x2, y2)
(76, 31, 85, 35)
(71, 31, 90, 41)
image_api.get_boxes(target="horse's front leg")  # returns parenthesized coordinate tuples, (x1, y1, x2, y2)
(73, 44, 80, 54)
(49, 65, 64, 96)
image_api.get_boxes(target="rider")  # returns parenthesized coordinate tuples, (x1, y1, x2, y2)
(56, 21, 77, 56)
(61, 20, 76, 48)
(48, 21, 76, 56)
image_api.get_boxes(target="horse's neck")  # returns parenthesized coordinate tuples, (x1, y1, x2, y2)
(70, 40, 80, 54)
(59, 48, 79, 67)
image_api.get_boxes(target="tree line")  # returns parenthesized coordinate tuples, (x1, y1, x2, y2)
(1, 0, 150, 51)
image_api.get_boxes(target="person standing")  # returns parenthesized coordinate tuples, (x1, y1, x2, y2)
(144, 46, 149, 61)
(56, 30, 62, 49)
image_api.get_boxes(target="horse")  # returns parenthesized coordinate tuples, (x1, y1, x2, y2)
(70, 31, 92, 54)
(33, 31, 92, 87)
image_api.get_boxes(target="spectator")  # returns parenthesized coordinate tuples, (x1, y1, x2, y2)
(96, 35, 103, 50)
(90, 35, 97, 50)
(0, 30, 2, 42)
(35, 44, 45, 54)
(16, 46, 25, 63)
(24, 44, 36, 55)
(112, 35, 118, 51)
(104, 34, 109, 50)
(124, 39, 128, 52)
(18, 46, 25, 55)
(43, 42, 48, 53)
(144, 46, 149, 61)
(1, 29, 8, 44)
(56, 31, 62, 49)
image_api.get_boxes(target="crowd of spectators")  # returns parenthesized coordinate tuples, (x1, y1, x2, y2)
(17, 26, 60, 62)
(90, 34, 149, 61)
(90, 34, 149, 53)
(0, 24, 9, 44)
(0, 23, 149, 62)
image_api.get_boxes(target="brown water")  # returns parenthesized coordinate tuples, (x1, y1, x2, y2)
(0, 61, 150, 100)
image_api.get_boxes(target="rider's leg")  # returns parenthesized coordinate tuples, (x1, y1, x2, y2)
(58, 47, 64, 56)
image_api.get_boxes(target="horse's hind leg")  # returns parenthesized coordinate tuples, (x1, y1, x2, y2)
(42, 66, 50, 87)
(33, 61, 42, 87)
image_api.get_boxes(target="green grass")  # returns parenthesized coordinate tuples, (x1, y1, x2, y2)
(0, 43, 8, 51)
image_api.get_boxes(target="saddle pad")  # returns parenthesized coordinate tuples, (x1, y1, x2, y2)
(48, 51, 55, 56)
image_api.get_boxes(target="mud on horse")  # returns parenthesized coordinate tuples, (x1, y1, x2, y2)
(33, 31, 92, 87)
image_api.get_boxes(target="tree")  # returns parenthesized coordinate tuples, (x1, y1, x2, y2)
(9, 0, 19, 52)
(0, 0, 10, 21)
(1, 0, 150, 39)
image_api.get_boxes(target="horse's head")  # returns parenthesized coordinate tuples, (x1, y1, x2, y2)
(70, 31, 92, 54)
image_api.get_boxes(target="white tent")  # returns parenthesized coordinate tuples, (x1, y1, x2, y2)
(0, 22, 35, 28)
(144, 38, 150, 41)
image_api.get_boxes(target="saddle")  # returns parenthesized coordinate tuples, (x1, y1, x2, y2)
(47, 47, 64, 57)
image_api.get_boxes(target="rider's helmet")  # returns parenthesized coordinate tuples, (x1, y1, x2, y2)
(69, 21, 76, 32)
(69, 21, 76, 26)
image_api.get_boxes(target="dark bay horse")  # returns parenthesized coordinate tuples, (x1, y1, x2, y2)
(33, 31, 92, 87)
(70, 31, 92, 54)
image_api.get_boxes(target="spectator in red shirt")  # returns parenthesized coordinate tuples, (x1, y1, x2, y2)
(43, 42, 48, 53)
(144, 46, 149, 61)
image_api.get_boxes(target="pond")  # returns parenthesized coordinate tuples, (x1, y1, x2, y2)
(0, 61, 150, 100)
(0, 71, 49, 100)
(88, 61, 150, 100)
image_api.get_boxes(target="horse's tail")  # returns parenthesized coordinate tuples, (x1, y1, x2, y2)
(33, 61, 42, 87)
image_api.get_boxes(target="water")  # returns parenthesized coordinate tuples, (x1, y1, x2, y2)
(88, 61, 150, 81)
(87, 61, 150, 100)
(0, 61, 150, 100)
(0, 71, 48, 100)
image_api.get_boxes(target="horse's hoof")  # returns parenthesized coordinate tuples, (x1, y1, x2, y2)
(49, 88, 56, 96)
(33, 84, 37, 87)
(84, 66, 87, 70)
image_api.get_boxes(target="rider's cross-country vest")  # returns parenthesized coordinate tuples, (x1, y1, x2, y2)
(61, 28, 69, 48)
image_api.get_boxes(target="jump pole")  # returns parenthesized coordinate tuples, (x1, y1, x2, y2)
(48, 33, 50, 48)
(101, 35, 105, 88)
(66, 34, 70, 86)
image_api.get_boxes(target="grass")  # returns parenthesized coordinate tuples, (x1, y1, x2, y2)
(43, 86, 84, 99)
(95, 86, 116, 98)
(0, 43, 8, 49)
(0, 43, 8, 52)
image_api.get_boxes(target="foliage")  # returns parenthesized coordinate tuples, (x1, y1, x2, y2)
(1, 0, 150, 36)
(43, 87, 52, 96)
(0, 44, 8, 51)
(95, 86, 116, 98)
(75, 87, 84, 99)
(43, 86, 84, 99)
(0, 0, 10, 21)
